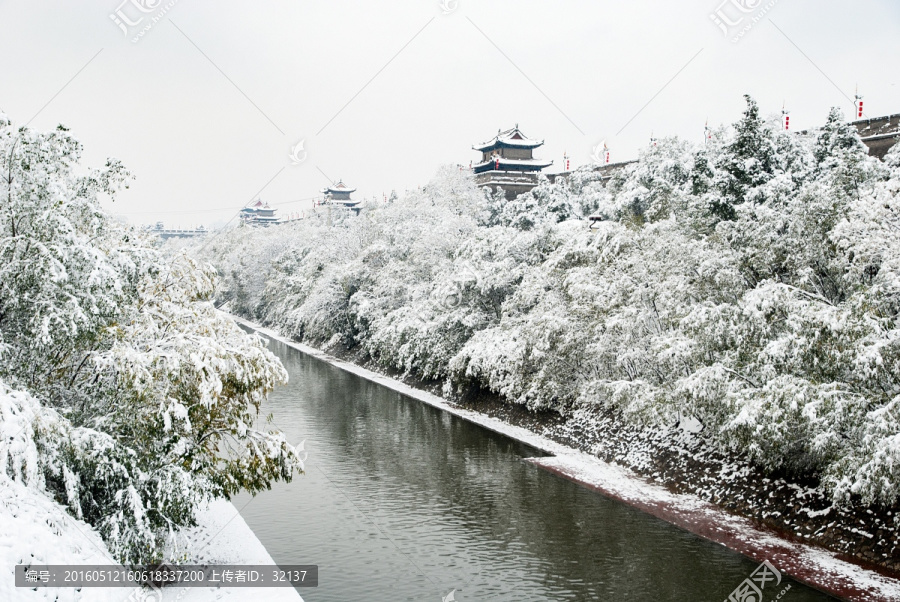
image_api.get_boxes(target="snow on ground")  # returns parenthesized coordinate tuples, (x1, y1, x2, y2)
(1, 473, 120, 602)
(1, 472, 303, 602)
(533, 455, 900, 602)
(166, 499, 304, 602)
(233, 315, 900, 602)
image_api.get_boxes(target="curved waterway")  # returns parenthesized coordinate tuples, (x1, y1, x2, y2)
(233, 334, 835, 601)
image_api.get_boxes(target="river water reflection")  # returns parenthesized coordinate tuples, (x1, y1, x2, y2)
(233, 335, 834, 601)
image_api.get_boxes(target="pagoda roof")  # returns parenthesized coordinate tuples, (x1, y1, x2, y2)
(473, 125, 544, 151)
(322, 180, 356, 194)
(242, 199, 271, 211)
(473, 157, 553, 170)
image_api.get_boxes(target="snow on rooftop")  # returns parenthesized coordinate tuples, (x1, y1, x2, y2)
(473, 157, 553, 169)
(473, 126, 544, 150)
(323, 180, 356, 194)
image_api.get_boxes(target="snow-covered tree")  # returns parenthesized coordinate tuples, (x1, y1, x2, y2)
(0, 114, 304, 563)
(195, 99, 900, 508)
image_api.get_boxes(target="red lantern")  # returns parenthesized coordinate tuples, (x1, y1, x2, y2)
(784, 115, 790, 130)
(494, 157, 500, 170)
(858, 100, 864, 118)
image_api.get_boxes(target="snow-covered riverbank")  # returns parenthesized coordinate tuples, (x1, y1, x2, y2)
(1, 477, 303, 602)
(232, 314, 900, 602)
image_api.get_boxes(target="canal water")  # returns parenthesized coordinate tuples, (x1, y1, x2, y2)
(233, 335, 835, 601)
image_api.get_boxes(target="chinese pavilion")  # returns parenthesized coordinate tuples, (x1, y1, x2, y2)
(322, 180, 361, 214)
(472, 125, 552, 199)
(240, 199, 279, 227)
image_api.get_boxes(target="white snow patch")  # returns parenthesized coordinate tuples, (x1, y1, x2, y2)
(1, 474, 302, 601)
(166, 499, 304, 602)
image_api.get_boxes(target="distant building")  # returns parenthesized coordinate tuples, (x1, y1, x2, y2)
(472, 126, 552, 199)
(322, 180, 361, 214)
(240, 199, 279, 227)
(145, 222, 207, 240)
(853, 113, 900, 159)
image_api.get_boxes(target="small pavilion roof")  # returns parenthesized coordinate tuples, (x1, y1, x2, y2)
(323, 180, 356, 194)
(473, 125, 544, 151)
(241, 199, 271, 211)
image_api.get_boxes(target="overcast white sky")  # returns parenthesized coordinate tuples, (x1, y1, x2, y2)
(1, 0, 899, 228)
